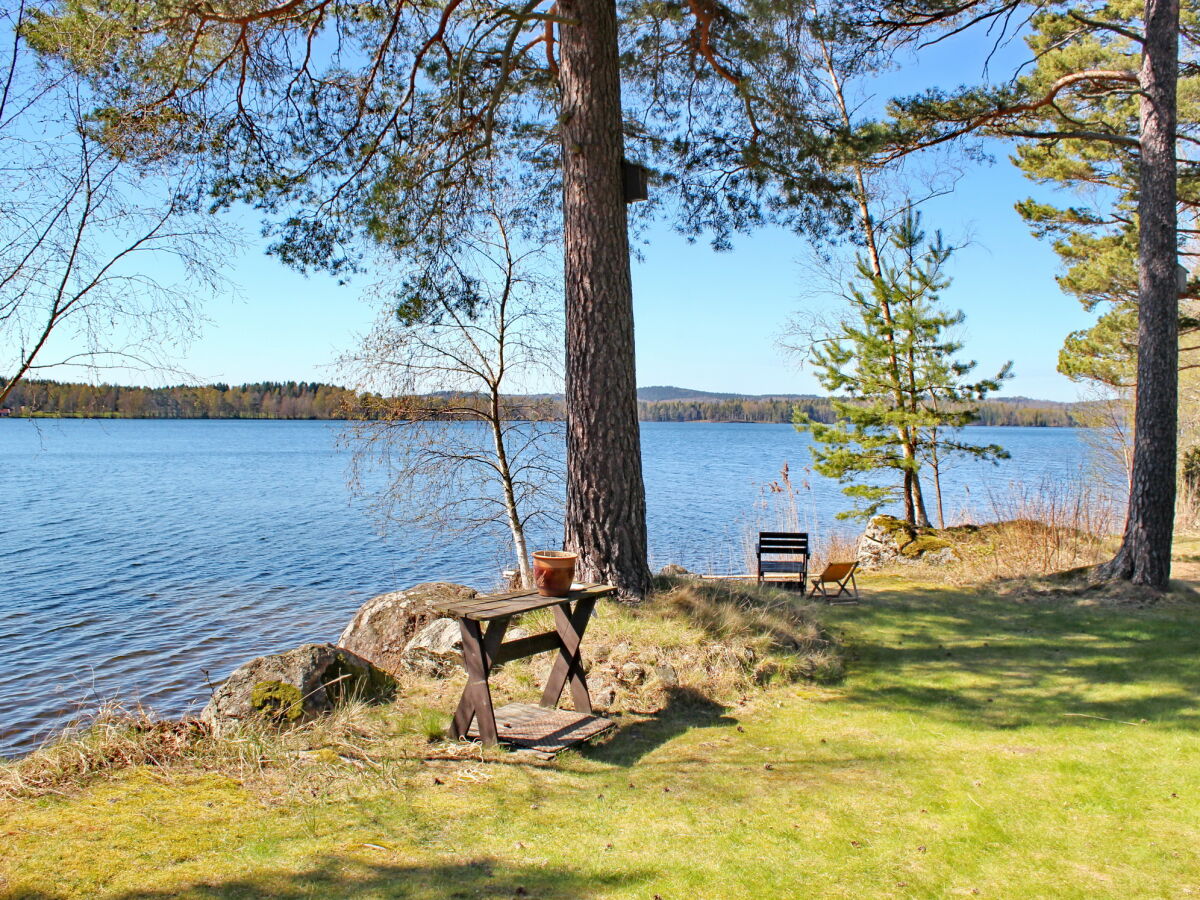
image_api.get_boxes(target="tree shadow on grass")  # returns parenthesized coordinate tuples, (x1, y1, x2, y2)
(586, 686, 738, 767)
(829, 582, 1200, 731)
(11, 856, 647, 900)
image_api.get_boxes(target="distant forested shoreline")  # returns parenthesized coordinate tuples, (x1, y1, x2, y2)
(1, 379, 1090, 427)
(638, 397, 1087, 427)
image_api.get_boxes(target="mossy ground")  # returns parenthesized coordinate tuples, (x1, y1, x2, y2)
(4, 567, 1200, 898)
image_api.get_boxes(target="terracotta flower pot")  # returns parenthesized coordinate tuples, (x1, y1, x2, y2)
(532, 551, 577, 598)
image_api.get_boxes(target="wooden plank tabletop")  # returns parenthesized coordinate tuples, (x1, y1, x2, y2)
(433, 582, 616, 621)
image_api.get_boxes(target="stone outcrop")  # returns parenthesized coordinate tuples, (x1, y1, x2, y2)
(338, 582, 477, 675)
(403, 619, 464, 675)
(201, 643, 395, 730)
(658, 564, 690, 577)
(401, 618, 529, 676)
(856, 515, 958, 569)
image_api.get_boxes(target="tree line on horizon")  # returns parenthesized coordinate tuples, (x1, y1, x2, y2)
(3, 379, 1089, 427)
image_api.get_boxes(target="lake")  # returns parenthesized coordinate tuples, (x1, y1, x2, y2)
(1, 419, 1105, 756)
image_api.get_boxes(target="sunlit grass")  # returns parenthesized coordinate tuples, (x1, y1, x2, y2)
(3, 574, 1200, 898)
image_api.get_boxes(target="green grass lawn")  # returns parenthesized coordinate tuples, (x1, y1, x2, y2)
(4, 577, 1200, 899)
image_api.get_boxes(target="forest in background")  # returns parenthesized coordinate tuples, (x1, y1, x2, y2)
(1, 379, 1090, 426)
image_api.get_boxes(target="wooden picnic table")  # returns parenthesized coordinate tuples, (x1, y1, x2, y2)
(432, 582, 617, 752)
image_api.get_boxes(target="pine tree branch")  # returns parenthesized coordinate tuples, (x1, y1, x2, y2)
(1001, 128, 1140, 147)
(881, 69, 1140, 161)
(1066, 11, 1144, 45)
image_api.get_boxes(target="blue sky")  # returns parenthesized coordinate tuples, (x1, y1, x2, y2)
(65, 28, 1098, 403)
(165, 145, 1094, 402)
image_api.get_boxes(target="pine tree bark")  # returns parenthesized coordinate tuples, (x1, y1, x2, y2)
(558, 0, 651, 598)
(902, 469, 916, 525)
(911, 467, 932, 528)
(1100, 0, 1180, 588)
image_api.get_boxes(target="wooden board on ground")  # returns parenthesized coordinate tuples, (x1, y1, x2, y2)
(697, 574, 805, 583)
(465, 702, 613, 758)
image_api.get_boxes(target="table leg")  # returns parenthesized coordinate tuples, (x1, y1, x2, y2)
(450, 617, 509, 744)
(540, 597, 596, 714)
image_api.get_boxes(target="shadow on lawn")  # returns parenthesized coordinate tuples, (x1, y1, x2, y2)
(588, 686, 737, 766)
(10, 856, 645, 900)
(831, 583, 1200, 731)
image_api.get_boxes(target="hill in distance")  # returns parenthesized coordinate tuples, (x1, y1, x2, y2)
(636, 385, 813, 403)
(635, 385, 1079, 407)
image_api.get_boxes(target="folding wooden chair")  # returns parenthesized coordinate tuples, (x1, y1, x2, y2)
(809, 561, 859, 602)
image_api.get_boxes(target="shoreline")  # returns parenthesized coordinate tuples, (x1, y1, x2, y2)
(2, 415, 1083, 427)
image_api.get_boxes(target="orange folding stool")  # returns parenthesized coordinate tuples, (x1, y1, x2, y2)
(808, 561, 859, 602)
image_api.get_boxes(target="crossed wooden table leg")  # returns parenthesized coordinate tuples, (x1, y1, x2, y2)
(435, 585, 614, 747)
(539, 595, 597, 715)
(450, 616, 509, 744)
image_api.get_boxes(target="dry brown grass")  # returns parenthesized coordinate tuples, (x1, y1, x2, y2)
(811, 531, 859, 572)
(0, 697, 423, 802)
(0, 704, 208, 800)
(1176, 484, 1200, 533)
(949, 520, 1112, 582)
(943, 477, 1118, 582)
(861, 477, 1120, 586)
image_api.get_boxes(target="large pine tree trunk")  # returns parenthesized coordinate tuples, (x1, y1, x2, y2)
(558, 0, 651, 598)
(1100, 0, 1180, 588)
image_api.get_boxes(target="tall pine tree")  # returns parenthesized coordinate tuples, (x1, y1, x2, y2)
(1005, 2, 1200, 389)
(797, 211, 1010, 523)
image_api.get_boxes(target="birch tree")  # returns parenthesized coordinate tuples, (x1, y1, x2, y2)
(344, 197, 563, 588)
(0, 6, 226, 407)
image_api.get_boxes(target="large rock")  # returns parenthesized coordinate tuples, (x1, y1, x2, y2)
(201, 643, 395, 730)
(403, 618, 464, 676)
(338, 583, 477, 675)
(403, 618, 529, 676)
(856, 515, 957, 569)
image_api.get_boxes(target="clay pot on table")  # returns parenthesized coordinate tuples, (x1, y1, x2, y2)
(532, 551, 577, 597)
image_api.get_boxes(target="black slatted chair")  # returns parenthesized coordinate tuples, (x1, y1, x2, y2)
(755, 531, 810, 589)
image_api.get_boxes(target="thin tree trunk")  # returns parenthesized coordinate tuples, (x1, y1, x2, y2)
(930, 431, 946, 529)
(490, 393, 533, 588)
(818, 40, 922, 523)
(558, 0, 650, 598)
(1100, 0, 1180, 589)
(902, 468, 915, 525)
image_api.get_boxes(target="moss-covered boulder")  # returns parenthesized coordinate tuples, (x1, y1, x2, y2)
(337, 583, 477, 675)
(201, 643, 396, 731)
(857, 516, 958, 569)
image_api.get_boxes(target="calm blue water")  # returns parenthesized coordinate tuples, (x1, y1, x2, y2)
(1, 419, 1099, 755)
